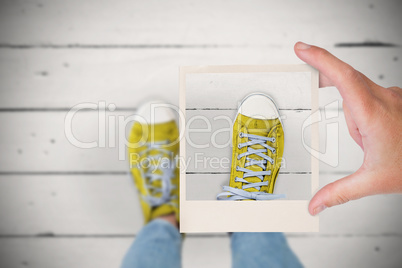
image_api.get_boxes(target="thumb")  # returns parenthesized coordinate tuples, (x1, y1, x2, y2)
(308, 169, 375, 215)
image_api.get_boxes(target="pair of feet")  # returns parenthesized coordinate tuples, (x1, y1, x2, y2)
(128, 94, 285, 227)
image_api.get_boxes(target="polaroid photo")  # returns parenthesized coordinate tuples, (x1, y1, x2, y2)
(180, 65, 319, 232)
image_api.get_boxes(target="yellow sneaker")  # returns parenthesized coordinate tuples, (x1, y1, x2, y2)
(128, 101, 180, 223)
(217, 93, 286, 200)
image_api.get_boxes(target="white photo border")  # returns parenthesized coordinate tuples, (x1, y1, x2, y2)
(180, 65, 319, 233)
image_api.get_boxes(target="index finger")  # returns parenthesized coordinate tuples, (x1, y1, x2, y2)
(294, 42, 374, 112)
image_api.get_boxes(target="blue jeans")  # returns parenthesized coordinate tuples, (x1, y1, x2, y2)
(121, 219, 303, 268)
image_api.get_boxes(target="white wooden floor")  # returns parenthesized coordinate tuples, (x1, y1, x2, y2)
(0, 0, 401, 267)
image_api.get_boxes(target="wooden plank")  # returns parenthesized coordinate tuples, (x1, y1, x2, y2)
(0, 237, 133, 268)
(0, 236, 230, 268)
(288, 236, 402, 268)
(0, 175, 142, 235)
(0, 48, 400, 108)
(183, 236, 231, 268)
(0, 174, 401, 235)
(0, 236, 401, 268)
(0, 0, 400, 46)
(319, 175, 402, 235)
(0, 109, 363, 172)
(186, 71, 312, 109)
(0, 111, 127, 172)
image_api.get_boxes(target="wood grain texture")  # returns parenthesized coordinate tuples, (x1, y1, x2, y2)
(0, 109, 362, 172)
(0, 0, 401, 46)
(0, 174, 401, 235)
(289, 236, 402, 268)
(0, 0, 401, 265)
(0, 47, 400, 108)
(186, 71, 312, 109)
(0, 236, 401, 268)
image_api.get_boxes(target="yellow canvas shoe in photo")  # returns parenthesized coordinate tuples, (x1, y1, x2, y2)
(128, 101, 180, 224)
(217, 93, 286, 200)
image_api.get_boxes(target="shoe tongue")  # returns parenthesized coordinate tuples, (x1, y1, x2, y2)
(244, 117, 276, 135)
(247, 128, 269, 137)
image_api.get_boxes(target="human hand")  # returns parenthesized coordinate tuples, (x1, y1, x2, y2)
(294, 42, 402, 215)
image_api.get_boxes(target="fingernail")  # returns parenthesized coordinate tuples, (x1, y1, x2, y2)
(313, 205, 327, 215)
(296, 42, 311, 50)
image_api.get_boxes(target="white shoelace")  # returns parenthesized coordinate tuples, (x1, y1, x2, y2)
(137, 141, 177, 207)
(217, 133, 285, 200)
